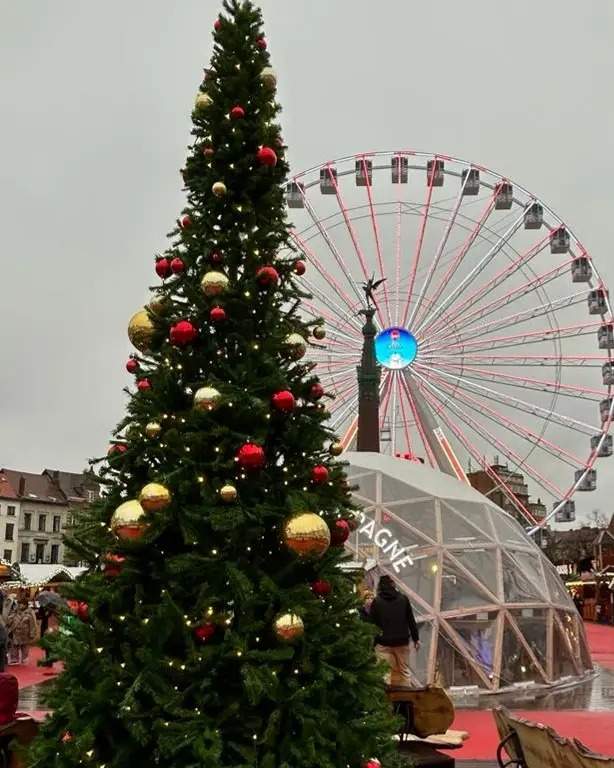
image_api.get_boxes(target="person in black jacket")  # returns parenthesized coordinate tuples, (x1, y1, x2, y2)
(369, 574, 420, 687)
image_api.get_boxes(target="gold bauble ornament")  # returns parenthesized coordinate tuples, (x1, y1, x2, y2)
(273, 613, 304, 643)
(260, 67, 277, 89)
(283, 512, 331, 558)
(329, 442, 344, 457)
(201, 271, 229, 297)
(148, 294, 169, 316)
(145, 421, 162, 439)
(139, 482, 172, 512)
(212, 181, 227, 198)
(193, 386, 222, 411)
(110, 500, 148, 542)
(219, 484, 238, 503)
(283, 333, 307, 360)
(128, 309, 155, 352)
(195, 92, 213, 110)
(312, 326, 326, 340)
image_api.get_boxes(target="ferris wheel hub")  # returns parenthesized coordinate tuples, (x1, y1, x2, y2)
(375, 327, 418, 369)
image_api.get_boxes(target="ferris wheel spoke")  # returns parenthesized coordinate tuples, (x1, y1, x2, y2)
(421, 353, 609, 368)
(410, 189, 498, 331)
(426, 260, 574, 346)
(327, 163, 388, 328)
(412, 369, 567, 500)
(421, 322, 600, 357)
(292, 194, 366, 311)
(417, 383, 538, 525)
(389, 370, 400, 454)
(421, 232, 552, 339)
(407, 177, 469, 329)
(415, 211, 525, 336)
(395, 371, 414, 455)
(413, 361, 598, 435)
(433, 362, 603, 401)
(329, 388, 359, 431)
(421, 367, 586, 468)
(398, 372, 437, 467)
(394, 200, 402, 325)
(358, 156, 393, 326)
(399, 159, 441, 328)
(426, 290, 587, 350)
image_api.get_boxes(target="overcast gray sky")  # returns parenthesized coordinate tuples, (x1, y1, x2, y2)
(1, 1, 613, 524)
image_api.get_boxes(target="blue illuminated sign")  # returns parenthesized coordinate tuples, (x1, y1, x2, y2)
(375, 327, 418, 369)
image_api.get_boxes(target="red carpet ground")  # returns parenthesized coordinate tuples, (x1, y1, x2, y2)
(10, 623, 614, 757)
(452, 622, 614, 761)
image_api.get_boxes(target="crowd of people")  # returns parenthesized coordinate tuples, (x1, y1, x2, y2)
(0, 591, 57, 671)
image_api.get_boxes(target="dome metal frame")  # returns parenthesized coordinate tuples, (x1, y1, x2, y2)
(345, 452, 593, 694)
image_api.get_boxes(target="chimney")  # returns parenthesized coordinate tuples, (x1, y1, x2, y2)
(18, 476, 25, 496)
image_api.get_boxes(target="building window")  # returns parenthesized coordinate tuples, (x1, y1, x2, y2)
(87, 490, 96, 502)
(38, 515, 46, 533)
(19, 543, 29, 563)
(53, 516, 61, 533)
(35, 543, 44, 563)
(3, 550, 11, 562)
(50, 544, 59, 564)
(23, 513, 31, 531)
(6, 506, 15, 517)
(5, 524, 14, 542)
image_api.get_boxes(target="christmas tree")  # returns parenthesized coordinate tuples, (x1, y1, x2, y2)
(29, 3, 400, 766)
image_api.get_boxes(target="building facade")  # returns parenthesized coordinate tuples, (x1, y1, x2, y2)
(0, 468, 99, 566)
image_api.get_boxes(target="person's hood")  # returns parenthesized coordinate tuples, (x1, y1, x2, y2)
(377, 581, 400, 600)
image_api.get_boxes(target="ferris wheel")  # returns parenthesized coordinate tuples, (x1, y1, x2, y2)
(286, 151, 614, 529)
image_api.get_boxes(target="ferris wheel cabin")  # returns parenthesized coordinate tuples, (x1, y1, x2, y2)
(602, 362, 614, 385)
(554, 499, 576, 523)
(426, 159, 444, 186)
(523, 202, 544, 229)
(591, 434, 613, 457)
(575, 468, 597, 491)
(550, 227, 570, 254)
(391, 154, 409, 184)
(461, 168, 480, 195)
(494, 182, 513, 209)
(599, 397, 613, 423)
(319, 166, 337, 194)
(285, 181, 305, 208)
(598, 323, 614, 349)
(571, 256, 592, 283)
(588, 288, 608, 314)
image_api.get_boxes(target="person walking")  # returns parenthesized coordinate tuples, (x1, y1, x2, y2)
(369, 574, 420, 687)
(7, 599, 37, 665)
(0, 615, 8, 672)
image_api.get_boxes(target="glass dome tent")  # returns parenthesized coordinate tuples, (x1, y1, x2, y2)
(345, 452, 593, 693)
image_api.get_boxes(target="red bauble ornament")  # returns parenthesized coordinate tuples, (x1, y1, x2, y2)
(137, 378, 151, 392)
(170, 257, 185, 274)
(210, 306, 226, 323)
(271, 390, 295, 412)
(214, 17, 222, 30)
(126, 358, 139, 374)
(203, 146, 215, 158)
(180, 214, 192, 229)
(230, 105, 245, 120)
(310, 383, 324, 400)
(311, 465, 329, 485)
(210, 250, 224, 265)
(256, 265, 279, 287)
(330, 519, 350, 546)
(155, 258, 171, 278)
(107, 444, 127, 457)
(256, 36, 267, 49)
(256, 146, 278, 167)
(237, 443, 265, 470)
(77, 602, 89, 622)
(311, 579, 332, 597)
(170, 320, 198, 347)
(362, 760, 382, 768)
(103, 553, 125, 578)
(194, 623, 216, 643)
(61, 731, 73, 744)
(295, 260, 306, 276)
